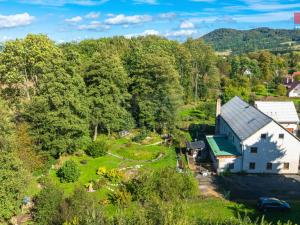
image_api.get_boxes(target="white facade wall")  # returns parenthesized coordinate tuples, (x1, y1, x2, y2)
(215, 117, 300, 174)
(208, 149, 242, 173)
(219, 117, 242, 153)
(289, 85, 300, 97)
(217, 157, 242, 173)
(242, 121, 300, 174)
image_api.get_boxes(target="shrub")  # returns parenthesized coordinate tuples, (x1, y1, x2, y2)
(97, 167, 123, 182)
(276, 84, 287, 96)
(108, 187, 132, 206)
(105, 169, 124, 182)
(253, 84, 267, 96)
(86, 140, 109, 158)
(97, 167, 107, 175)
(127, 167, 198, 202)
(79, 159, 88, 165)
(57, 160, 80, 183)
(33, 184, 64, 225)
(93, 178, 107, 190)
(132, 129, 149, 143)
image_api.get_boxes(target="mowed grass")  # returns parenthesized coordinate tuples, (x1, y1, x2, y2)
(186, 198, 242, 221)
(48, 134, 177, 198)
(48, 154, 123, 196)
(186, 198, 300, 224)
(241, 201, 300, 225)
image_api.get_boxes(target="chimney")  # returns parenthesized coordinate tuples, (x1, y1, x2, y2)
(216, 98, 221, 117)
(215, 98, 221, 135)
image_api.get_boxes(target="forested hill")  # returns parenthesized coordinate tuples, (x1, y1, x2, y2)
(202, 28, 300, 54)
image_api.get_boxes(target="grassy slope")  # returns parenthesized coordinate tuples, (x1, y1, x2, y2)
(48, 134, 177, 198)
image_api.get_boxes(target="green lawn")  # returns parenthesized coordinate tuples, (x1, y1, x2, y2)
(186, 198, 243, 222)
(186, 198, 300, 224)
(45, 133, 300, 224)
(48, 134, 177, 198)
(48, 154, 123, 196)
(240, 201, 300, 225)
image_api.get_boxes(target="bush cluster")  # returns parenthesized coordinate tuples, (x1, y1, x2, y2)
(132, 129, 149, 143)
(57, 160, 80, 183)
(86, 140, 109, 158)
(97, 167, 124, 182)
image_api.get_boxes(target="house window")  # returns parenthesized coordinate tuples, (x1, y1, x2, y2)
(250, 147, 257, 154)
(266, 163, 272, 170)
(283, 163, 290, 170)
(228, 163, 234, 170)
(279, 134, 284, 139)
(249, 162, 256, 170)
(261, 134, 267, 139)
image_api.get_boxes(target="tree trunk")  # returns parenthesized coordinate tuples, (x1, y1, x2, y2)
(195, 73, 198, 101)
(93, 124, 98, 141)
(24, 68, 31, 100)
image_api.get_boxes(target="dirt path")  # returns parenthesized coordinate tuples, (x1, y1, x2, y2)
(107, 152, 165, 163)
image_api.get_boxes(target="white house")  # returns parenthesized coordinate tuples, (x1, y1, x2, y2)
(206, 96, 300, 174)
(288, 83, 300, 97)
(255, 101, 299, 135)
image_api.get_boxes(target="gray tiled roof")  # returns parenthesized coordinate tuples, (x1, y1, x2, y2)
(221, 96, 272, 141)
(186, 140, 205, 150)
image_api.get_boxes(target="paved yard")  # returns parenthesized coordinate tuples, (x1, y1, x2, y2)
(197, 174, 300, 200)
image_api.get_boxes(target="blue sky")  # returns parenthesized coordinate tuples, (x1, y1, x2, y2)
(0, 0, 299, 42)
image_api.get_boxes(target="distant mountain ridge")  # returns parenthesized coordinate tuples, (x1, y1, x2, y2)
(202, 27, 300, 54)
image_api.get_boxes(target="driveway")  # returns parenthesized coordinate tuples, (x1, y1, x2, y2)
(197, 174, 300, 200)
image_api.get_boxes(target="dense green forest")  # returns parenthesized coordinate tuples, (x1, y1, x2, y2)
(202, 28, 300, 54)
(0, 34, 300, 225)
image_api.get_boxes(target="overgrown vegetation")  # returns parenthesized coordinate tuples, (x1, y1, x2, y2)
(0, 33, 298, 224)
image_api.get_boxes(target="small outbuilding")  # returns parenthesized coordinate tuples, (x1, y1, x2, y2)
(186, 140, 206, 160)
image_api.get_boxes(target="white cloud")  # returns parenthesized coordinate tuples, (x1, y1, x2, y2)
(85, 12, 100, 19)
(233, 11, 293, 23)
(247, 2, 300, 11)
(0, 35, 12, 42)
(190, 0, 215, 2)
(142, 29, 160, 35)
(124, 29, 160, 38)
(65, 16, 82, 23)
(158, 12, 176, 20)
(180, 21, 195, 29)
(0, 13, 34, 29)
(78, 21, 110, 30)
(165, 29, 197, 37)
(105, 14, 152, 25)
(20, 0, 109, 6)
(134, 0, 158, 4)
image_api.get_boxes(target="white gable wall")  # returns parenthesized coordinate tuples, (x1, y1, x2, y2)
(219, 117, 242, 153)
(241, 121, 300, 174)
(289, 84, 300, 97)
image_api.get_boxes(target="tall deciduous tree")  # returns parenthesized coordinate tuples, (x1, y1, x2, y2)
(184, 38, 220, 100)
(0, 34, 61, 106)
(126, 47, 182, 132)
(84, 50, 134, 139)
(0, 98, 29, 222)
(27, 61, 90, 157)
